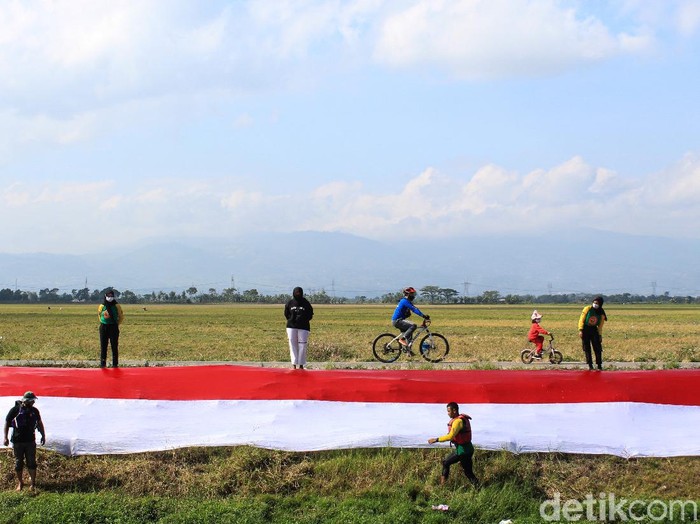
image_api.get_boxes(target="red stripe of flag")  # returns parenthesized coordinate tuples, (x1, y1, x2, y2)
(1, 366, 699, 405)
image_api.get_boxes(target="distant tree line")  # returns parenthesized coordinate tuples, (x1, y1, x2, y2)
(1, 286, 698, 305)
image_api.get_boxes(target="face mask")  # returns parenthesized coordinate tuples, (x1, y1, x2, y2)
(592, 302, 599, 309)
(106, 296, 115, 302)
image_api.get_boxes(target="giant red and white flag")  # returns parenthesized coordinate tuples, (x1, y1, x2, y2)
(1, 366, 698, 457)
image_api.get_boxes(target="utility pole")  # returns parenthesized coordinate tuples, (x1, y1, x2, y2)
(651, 281, 657, 296)
(547, 282, 553, 295)
(461, 279, 471, 297)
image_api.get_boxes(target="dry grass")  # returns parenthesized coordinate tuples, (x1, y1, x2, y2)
(2, 447, 698, 502)
(1, 303, 698, 363)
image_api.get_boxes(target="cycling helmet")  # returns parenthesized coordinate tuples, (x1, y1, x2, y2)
(403, 287, 417, 300)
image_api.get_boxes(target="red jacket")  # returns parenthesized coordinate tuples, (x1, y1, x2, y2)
(528, 322, 549, 342)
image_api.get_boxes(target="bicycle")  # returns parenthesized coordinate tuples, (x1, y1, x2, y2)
(372, 319, 449, 363)
(520, 334, 563, 364)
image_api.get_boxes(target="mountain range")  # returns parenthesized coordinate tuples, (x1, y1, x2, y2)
(1, 229, 698, 297)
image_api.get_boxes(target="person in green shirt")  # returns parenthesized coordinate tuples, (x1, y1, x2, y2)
(578, 296, 607, 370)
(98, 289, 124, 368)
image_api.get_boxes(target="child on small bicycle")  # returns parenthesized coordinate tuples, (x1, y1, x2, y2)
(392, 287, 430, 351)
(528, 310, 551, 359)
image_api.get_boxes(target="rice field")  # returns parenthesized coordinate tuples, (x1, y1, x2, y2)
(0, 303, 698, 364)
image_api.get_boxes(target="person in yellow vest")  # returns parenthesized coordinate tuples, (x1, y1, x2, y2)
(428, 402, 479, 487)
(98, 289, 124, 368)
(578, 295, 607, 370)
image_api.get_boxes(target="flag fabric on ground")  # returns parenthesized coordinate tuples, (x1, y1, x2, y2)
(1, 366, 698, 457)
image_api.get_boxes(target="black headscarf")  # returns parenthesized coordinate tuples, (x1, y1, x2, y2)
(593, 296, 606, 318)
(103, 290, 119, 309)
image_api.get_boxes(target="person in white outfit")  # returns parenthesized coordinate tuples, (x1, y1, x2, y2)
(284, 287, 314, 369)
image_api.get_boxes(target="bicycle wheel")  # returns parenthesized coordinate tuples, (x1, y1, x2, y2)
(418, 333, 449, 363)
(372, 334, 402, 363)
(520, 349, 534, 364)
(549, 350, 563, 364)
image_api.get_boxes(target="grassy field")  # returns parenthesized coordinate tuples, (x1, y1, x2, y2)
(1, 303, 699, 522)
(0, 447, 698, 523)
(0, 303, 699, 363)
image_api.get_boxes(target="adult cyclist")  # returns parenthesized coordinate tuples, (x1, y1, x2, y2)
(392, 287, 430, 352)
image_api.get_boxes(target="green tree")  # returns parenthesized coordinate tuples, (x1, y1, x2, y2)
(242, 289, 260, 303)
(119, 290, 140, 304)
(419, 286, 441, 303)
(504, 294, 522, 304)
(308, 289, 332, 304)
(221, 287, 238, 302)
(479, 290, 501, 304)
(439, 288, 459, 303)
(39, 288, 60, 303)
(381, 291, 402, 303)
(73, 287, 91, 302)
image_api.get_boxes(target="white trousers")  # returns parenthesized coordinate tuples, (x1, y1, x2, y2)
(286, 328, 309, 366)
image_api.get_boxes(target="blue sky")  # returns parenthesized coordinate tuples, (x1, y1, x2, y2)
(1, 0, 699, 253)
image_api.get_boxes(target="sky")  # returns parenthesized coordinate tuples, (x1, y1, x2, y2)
(1, 0, 699, 254)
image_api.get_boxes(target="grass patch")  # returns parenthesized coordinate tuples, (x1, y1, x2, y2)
(1, 303, 698, 364)
(0, 448, 698, 522)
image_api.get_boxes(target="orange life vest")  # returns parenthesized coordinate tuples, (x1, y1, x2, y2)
(448, 414, 472, 445)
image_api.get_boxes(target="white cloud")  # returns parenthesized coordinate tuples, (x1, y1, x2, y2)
(233, 113, 255, 129)
(677, 0, 700, 36)
(461, 164, 520, 213)
(303, 154, 700, 240)
(2, 152, 700, 253)
(0, 0, 686, 166)
(522, 156, 595, 202)
(0, 0, 664, 117)
(373, 0, 652, 79)
(0, 109, 97, 162)
(646, 153, 700, 206)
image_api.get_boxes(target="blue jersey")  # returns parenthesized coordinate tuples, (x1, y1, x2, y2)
(392, 298, 424, 321)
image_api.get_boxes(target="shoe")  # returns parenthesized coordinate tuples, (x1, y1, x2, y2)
(534, 354, 542, 360)
(398, 337, 408, 347)
(597, 365, 603, 371)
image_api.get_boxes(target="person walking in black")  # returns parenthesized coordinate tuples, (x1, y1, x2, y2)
(98, 289, 124, 368)
(578, 296, 608, 370)
(284, 287, 314, 369)
(3, 391, 46, 491)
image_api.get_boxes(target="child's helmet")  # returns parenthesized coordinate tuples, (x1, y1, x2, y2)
(531, 310, 542, 321)
(403, 287, 417, 300)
